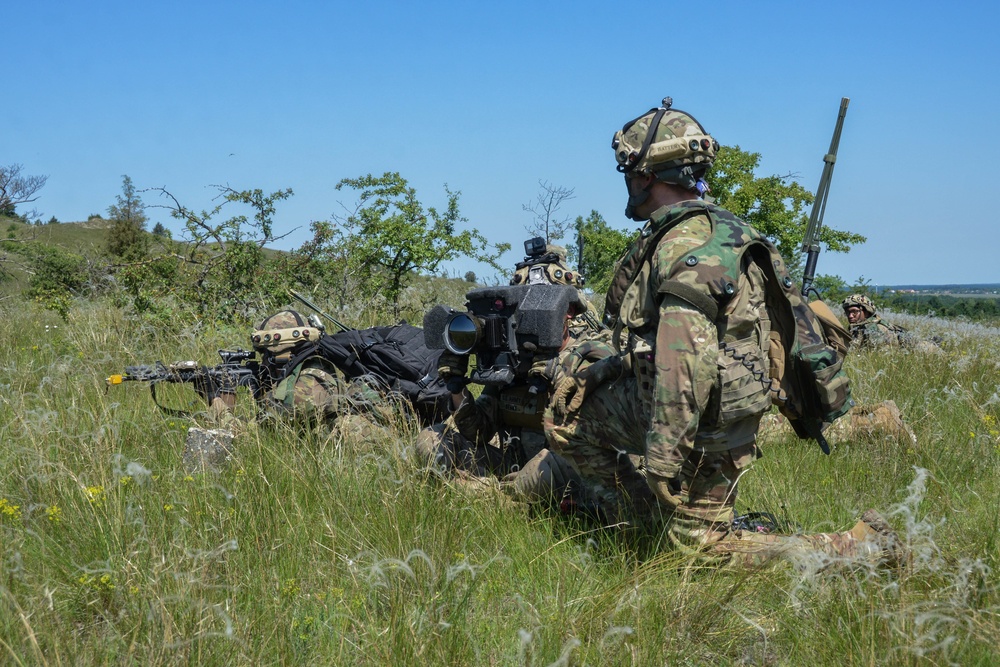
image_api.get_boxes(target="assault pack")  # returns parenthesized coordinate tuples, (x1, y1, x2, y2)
(256, 293, 454, 426)
(604, 200, 852, 453)
(285, 322, 452, 426)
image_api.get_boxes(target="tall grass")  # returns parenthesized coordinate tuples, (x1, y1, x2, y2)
(1, 300, 997, 665)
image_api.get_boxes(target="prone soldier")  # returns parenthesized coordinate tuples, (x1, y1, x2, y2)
(842, 294, 941, 352)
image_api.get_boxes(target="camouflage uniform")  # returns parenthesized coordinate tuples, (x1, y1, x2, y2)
(258, 354, 383, 436)
(416, 381, 548, 475)
(543, 99, 905, 568)
(209, 310, 383, 437)
(843, 294, 939, 352)
(850, 316, 903, 349)
(415, 244, 598, 505)
(759, 400, 918, 447)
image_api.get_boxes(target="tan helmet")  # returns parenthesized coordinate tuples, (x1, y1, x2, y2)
(510, 238, 584, 288)
(251, 310, 322, 362)
(842, 294, 877, 318)
(612, 97, 718, 181)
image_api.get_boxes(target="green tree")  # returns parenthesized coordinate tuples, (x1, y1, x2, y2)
(300, 172, 509, 314)
(106, 175, 149, 260)
(706, 145, 866, 276)
(150, 184, 294, 323)
(151, 221, 171, 238)
(571, 210, 632, 295)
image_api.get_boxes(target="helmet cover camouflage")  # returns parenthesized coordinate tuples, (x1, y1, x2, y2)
(251, 309, 322, 359)
(612, 97, 719, 180)
(510, 244, 585, 288)
(842, 294, 877, 318)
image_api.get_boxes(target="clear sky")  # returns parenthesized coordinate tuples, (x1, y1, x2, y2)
(6, 1, 998, 287)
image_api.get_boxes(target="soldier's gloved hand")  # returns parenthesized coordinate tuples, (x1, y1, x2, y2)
(646, 470, 683, 510)
(551, 355, 622, 416)
(437, 351, 470, 394)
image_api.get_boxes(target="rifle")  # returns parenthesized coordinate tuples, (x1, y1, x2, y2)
(106, 348, 263, 416)
(800, 97, 850, 299)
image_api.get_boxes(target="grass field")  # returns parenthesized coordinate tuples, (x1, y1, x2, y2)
(1, 300, 998, 665)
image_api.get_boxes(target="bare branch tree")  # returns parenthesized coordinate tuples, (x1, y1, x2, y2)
(522, 180, 575, 243)
(0, 164, 48, 214)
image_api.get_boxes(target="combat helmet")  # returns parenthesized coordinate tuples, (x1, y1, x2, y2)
(842, 294, 877, 318)
(510, 236, 585, 288)
(251, 310, 323, 363)
(612, 97, 718, 218)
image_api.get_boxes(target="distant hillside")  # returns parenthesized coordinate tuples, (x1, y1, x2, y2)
(881, 283, 1000, 296)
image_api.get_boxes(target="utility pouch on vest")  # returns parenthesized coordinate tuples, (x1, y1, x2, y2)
(794, 342, 851, 425)
(499, 384, 546, 430)
(711, 337, 773, 425)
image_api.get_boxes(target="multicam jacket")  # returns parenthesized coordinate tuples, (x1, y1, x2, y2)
(849, 317, 903, 349)
(606, 200, 772, 478)
(262, 355, 381, 425)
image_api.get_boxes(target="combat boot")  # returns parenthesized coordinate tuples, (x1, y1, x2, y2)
(848, 509, 910, 568)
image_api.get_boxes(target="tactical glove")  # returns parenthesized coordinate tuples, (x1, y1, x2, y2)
(551, 355, 622, 416)
(645, 470, 683, 510)
(437, 351, 470, 394)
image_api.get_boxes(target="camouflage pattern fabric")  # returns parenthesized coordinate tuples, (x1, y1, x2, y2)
(849, 317, 941, 353)
(759, 400, 918, 446)
(261, 355, 385, 432)
(849, 317, 903, 349)
(546, 200, 873, 563)
(414, 382, 548, 477)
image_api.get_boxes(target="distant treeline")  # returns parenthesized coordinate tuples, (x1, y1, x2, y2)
(884, 293, 1000, 321)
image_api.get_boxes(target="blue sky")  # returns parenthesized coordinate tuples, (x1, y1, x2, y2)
(6, 1, 998, 287)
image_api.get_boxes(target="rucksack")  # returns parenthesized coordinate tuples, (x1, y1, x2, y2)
(603, 200, 851, 452)
(288, 323, 451, 426)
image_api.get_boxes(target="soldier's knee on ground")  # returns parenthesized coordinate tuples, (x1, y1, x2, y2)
(414, 423, 455, 471)
(508, 449, 577, 503)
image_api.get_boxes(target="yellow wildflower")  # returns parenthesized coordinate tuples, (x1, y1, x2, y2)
(85, 485, 106, 506)
(0, 498, 22, 521)
(280, 579, 301, 598)
(46, 505, 62, 523)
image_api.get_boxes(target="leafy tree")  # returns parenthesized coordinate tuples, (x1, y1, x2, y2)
(464, 271, 477, 283)
(523, 180, 575, 243)
(46, 215, 59, 225)
(571, 210, 632, 295)
(150, 184, 295, 323)
(151, 222, 171, 238)
(106, 175, 149, 260)
(706, 145, 866, 276)
(300, 172, 510, 314)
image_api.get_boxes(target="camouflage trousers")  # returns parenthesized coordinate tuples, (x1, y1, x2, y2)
(544, 376, 884, 567)
(758, 400, 917, 446)
(414, 420, 533, 478)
